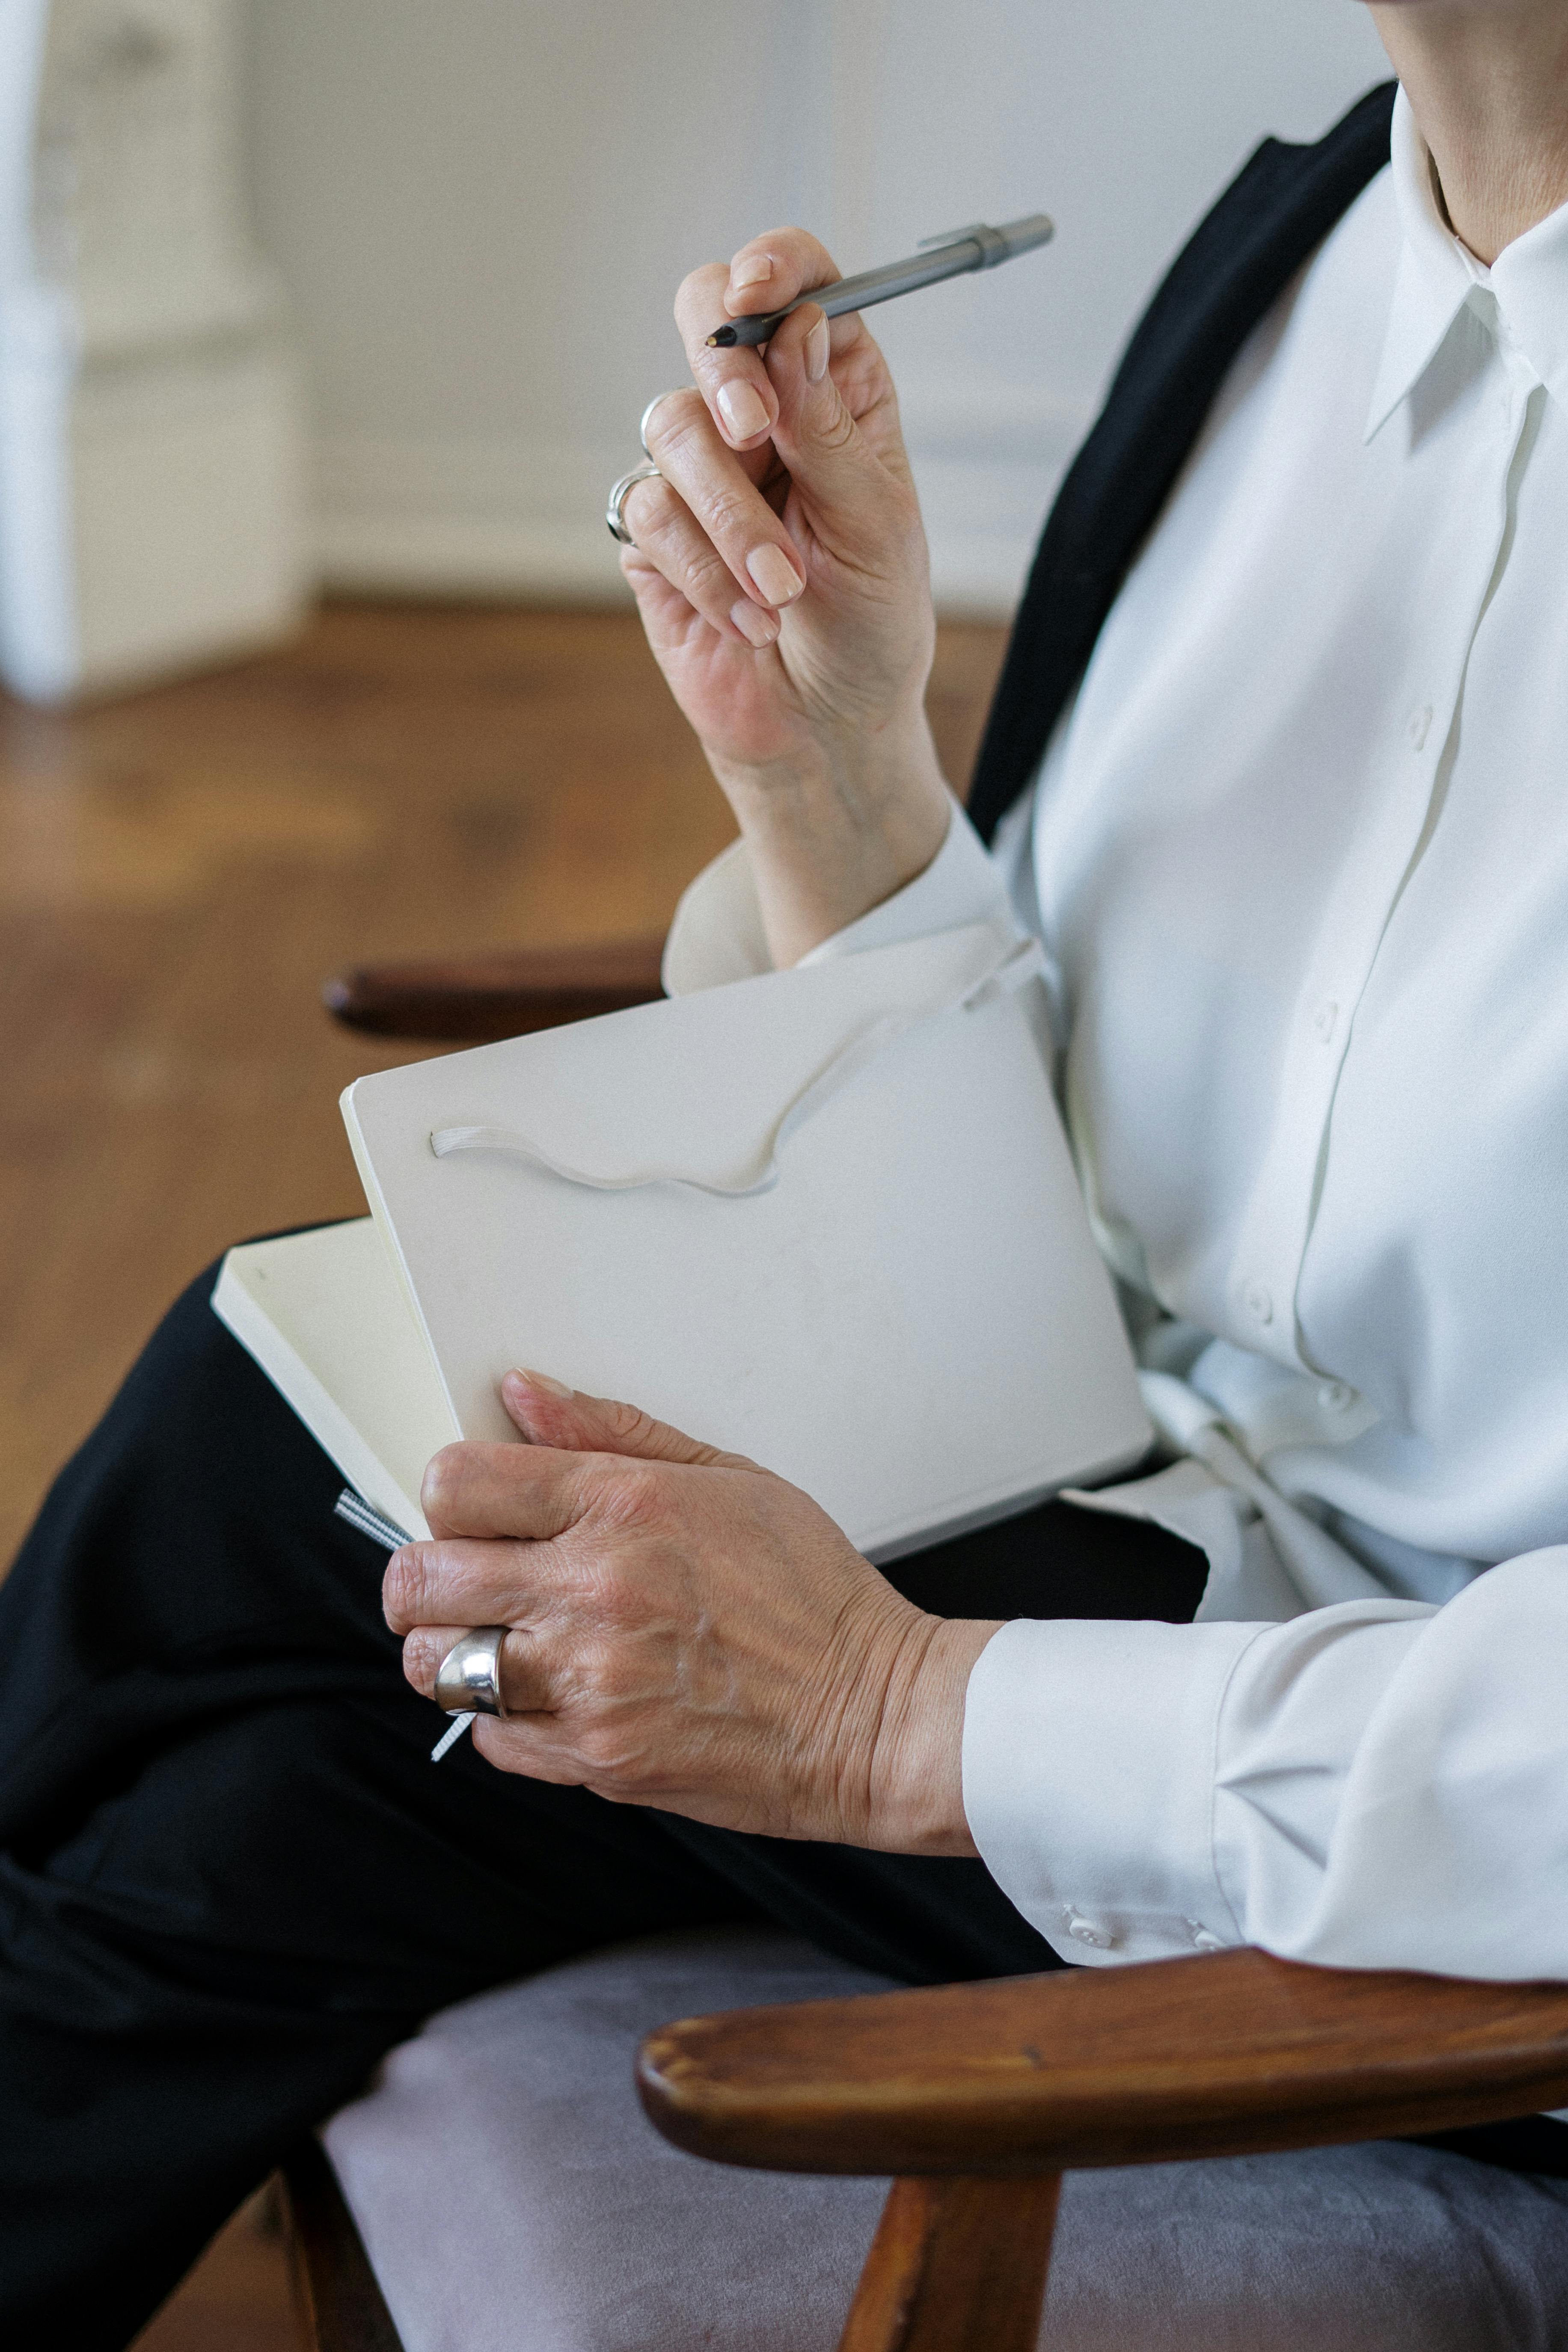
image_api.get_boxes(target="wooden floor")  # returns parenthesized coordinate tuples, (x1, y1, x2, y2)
(2, 599, 1007, 2349)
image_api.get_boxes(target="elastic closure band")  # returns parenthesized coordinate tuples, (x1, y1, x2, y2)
(429, 936, 1045, 1198)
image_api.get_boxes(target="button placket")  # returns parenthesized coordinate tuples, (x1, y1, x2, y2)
(1256, 336, 1533, 1365)
(1275, 363, 1538, 1347)
(1224, 645, 1485, 1367)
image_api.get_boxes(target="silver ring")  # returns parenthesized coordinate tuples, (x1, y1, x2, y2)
(606, 461, 662, 546)
(434, 1625, 509, 1717)
(640, 390, 686, 458)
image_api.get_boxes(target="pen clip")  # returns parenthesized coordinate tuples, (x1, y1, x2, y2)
(916, 222, 990, 250)
(916, 220, 1009, 267)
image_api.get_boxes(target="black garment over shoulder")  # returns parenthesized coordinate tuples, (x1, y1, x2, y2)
(965, 79, 1397, 845)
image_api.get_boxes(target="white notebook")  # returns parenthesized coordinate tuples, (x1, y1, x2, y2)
(217, 922, 1149, 1559)
(214, 1217, 456, 1538)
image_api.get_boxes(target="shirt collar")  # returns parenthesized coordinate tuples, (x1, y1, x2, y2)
(1365, 85, 1568, 440)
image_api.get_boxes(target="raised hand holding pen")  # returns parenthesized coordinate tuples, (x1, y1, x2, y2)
(617, 228, 953, 967)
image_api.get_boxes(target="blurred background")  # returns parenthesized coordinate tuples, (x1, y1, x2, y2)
(0, 4, 1388, 2343)
(257, 0, 1387, 615)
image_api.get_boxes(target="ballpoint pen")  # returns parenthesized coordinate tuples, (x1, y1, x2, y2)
(705, 213, 1054, 349)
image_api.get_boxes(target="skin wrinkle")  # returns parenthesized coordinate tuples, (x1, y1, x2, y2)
(390, 1381, 995, 1850)
(1369, 1, 1568, 261)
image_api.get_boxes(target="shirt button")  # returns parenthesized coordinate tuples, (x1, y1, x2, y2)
(1311, 999, 1338, 1042)
(1066, 1912, 1114, 1950)
(1186, 1920, 1225, 1951)
(1406, 706, 1432, 750)
(1242, 1279, 1273, 1326)
(1318, 1380, 1354, 1411)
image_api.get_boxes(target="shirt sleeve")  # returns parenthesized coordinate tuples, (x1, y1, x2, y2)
(660, 793, 1012, 996)
(962, 1546, 1568, 1978)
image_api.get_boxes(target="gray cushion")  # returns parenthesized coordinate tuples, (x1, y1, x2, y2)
(321, 1927, 1568, 2352)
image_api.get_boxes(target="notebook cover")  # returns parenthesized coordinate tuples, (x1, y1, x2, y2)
(342, 925, 1149, 1562)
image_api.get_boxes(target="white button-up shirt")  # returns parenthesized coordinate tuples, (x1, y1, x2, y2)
(662, 89, 1568, 1982)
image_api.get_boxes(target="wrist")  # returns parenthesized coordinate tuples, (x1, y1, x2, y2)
(708, 712, 952, 966)
(860, 1608, 1003, 1857)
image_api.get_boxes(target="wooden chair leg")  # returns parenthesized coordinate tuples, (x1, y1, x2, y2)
(279, 2138, 406, 2352)
(837, 2173, 1061, 2352)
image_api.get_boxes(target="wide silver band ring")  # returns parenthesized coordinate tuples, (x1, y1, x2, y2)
(434, 1625, 509, 1717)
(606, 461, 662, 546)
(639, 390, 686, 458)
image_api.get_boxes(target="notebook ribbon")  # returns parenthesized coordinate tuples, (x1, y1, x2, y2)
(429, 934, 1045, 1198)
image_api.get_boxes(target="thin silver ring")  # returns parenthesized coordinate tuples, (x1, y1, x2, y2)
(639, 390, 686, 458)
(606, 461, 662, 546)
(434, 1625, 509, 1717)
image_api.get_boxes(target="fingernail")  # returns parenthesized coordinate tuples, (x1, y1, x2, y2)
(511, 1367, 574, 1399)
(731, 252, 772, 290)
(730, 597, 779, 647)
(717, 380, 769, 442)
(805, 316, 830, 383)
(745, 542, 805, 606)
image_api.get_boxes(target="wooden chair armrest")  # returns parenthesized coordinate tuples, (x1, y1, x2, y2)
(637, 1946, 1568, 2177)
(322, 937, 666, 1042)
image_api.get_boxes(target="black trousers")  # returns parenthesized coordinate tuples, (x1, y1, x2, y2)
(1, 1257, 1553, 2346)
(0, 1254, 1206, 2344)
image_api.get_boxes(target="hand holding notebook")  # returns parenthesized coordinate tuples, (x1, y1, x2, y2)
(214, 917, 1149, 1794)
(386, 1365, 1004, 1851)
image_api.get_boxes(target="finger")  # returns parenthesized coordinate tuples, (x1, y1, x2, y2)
(621, 543, 782, 664)
(619, 459, 787, 644)
(383, 1535, 549, 1636)
(675, 232, 867, 452)
(721, 227, 844, 317)
(469, 1715, 585, 1783)
(500, 1368, 760, 1470)
(674, 261, 778, 451)
(676, 227, 850, 351)
(422, 1433, 691, 1559)
(418, 1439, 586, 1543)
(385, 1531, 573, 1643)
(401, 1621, 554, 1716)
(761, 303, 919, 549)
(619, 546, 730, 664)
(639, 388, 805, 615)
(467, 1710, 699, 1799)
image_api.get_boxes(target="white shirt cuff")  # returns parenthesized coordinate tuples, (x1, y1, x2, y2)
(797, 797, 1013, 965)
(962, 1614, 1261, 1965)
(661, 838, 772, 996)
(660, 796, 1009, 996)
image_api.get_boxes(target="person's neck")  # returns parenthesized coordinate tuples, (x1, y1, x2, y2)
(1369, 2, 1568, 262)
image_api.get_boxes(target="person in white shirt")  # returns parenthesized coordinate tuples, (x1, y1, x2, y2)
(7, 4, 1568, 2337)
(388, 0, 1568, 1984)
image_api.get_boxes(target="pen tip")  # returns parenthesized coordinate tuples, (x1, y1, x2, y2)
(707, 327, 735, 347)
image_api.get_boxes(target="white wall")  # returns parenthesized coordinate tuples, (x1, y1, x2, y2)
(244, 0, 1390, 614)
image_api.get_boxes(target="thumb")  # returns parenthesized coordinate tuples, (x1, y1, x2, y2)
(500, 1368, 757, 1472)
